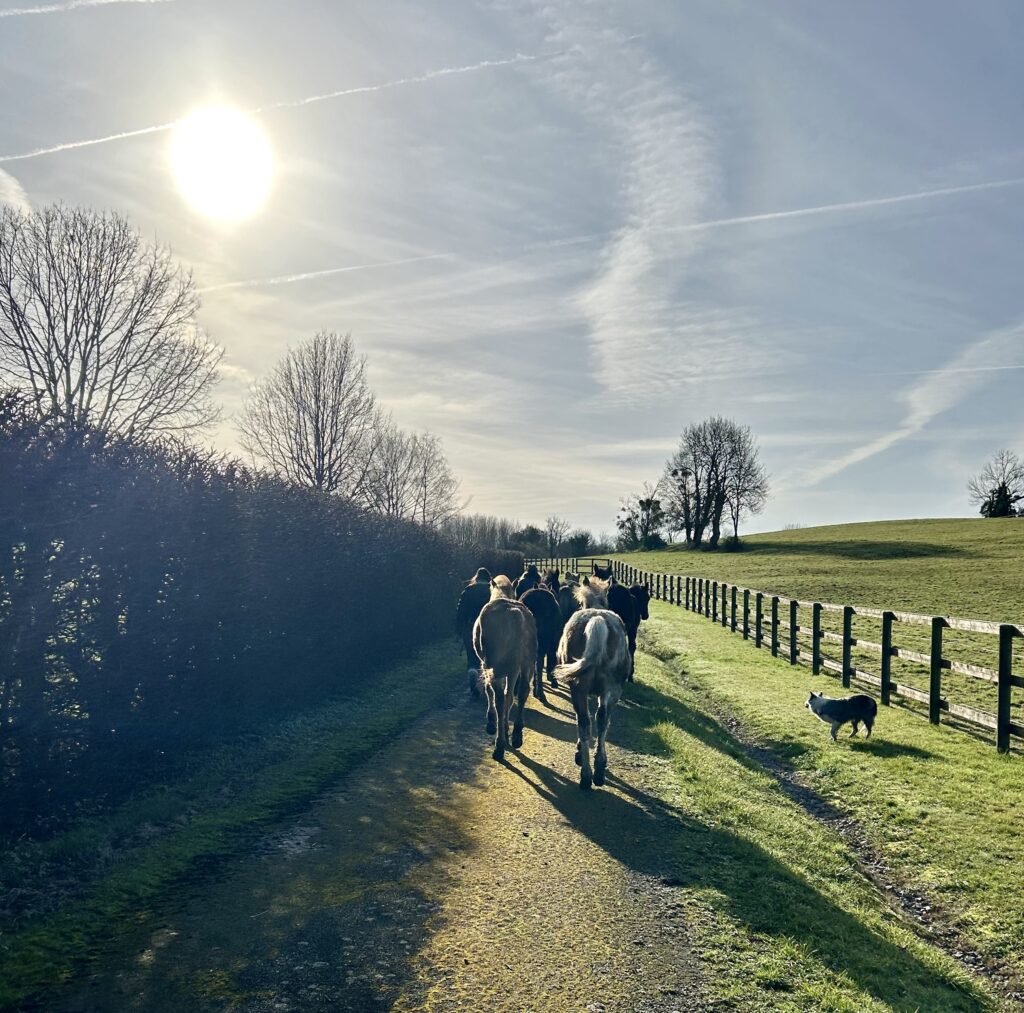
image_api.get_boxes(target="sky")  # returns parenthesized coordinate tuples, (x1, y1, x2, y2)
(2, 0, 1023, 535)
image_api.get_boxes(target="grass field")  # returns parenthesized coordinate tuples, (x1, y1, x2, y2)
(637, 602, 1024, 1007)
(618, 518, 1024, 622)
(617, 518, 1024, 734)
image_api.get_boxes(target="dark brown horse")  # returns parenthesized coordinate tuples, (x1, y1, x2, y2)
(513, 563, 542, 598)
(542, 568, 561, 595)
(555, 608, 630, 789)
(520, 586, 562, 701)
(456, 569, 492, 695)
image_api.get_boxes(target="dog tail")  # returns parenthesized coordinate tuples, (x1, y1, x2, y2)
(554, 615, 608, 683)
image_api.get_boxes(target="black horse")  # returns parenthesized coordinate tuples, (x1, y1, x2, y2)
(520, 586, 562, 701)
(456, 568, 492, 695)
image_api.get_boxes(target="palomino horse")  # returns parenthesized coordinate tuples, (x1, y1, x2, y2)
(473, 583, 537, 760)
(555, 608, 630, 790)
(490, 574, 515, 598)
(573, 575, 609, 610)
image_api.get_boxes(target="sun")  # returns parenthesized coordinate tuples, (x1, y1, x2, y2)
(170, 107, 273, 221)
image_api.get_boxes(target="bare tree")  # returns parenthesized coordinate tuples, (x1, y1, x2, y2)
(361, 421, 460, 527)
(238, 332, 378, 496)
(545, 515, 571, 555)
(0, 204, 220, 436)
(725, 425, 769, 540)
(967, 449, 1024, 518)
(616, 482, 665, 551)
(662, 417, 770, 547)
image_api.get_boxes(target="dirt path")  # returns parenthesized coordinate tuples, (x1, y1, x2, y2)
(57, 682, 701, 1012)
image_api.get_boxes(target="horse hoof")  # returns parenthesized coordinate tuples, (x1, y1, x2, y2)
(580, 773, 593, 791)
(511, 729, 524, 749)
(533, 688, 546, 702)
(547, 676, 558, 688)
(593, 768, 606, 787)
(492, 745, 504, 761)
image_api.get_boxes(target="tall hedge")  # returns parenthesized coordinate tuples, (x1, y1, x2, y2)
(0, 398, 473, 835)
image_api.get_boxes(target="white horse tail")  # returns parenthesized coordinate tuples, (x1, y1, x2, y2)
(555, 615, 608, 683)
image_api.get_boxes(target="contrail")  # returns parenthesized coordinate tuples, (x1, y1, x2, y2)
(672, 177, 1024, 234)
(0, 49, 568, 164)
(198, 254, 456, 294)
(200, 176, 1024, 294)
(255, 50, 569, 114)
(0, 0, 169, 17)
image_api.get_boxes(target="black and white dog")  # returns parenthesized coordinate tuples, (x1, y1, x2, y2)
(806, 691, 877, 741)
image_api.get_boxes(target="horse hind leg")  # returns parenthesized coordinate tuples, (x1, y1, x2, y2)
(570, 682, 593, 789)
(546, 645, 558, 687)
(491, 678, 508, 761)
(511, 669, 530, 749)
(593, 690, 618, 787)
(532, 648, 547, 702)
(484, 677, 498, 736)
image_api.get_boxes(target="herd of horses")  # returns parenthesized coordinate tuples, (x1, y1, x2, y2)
(455, 563, 652, 790)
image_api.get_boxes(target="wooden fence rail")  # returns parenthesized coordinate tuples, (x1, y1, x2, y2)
(526, 557, 1024, 753)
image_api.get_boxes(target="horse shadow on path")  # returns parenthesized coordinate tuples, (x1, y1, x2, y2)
(516, 684, 989, 1013)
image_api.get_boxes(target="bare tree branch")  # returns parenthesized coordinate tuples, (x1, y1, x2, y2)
(0, 204, 220, 436)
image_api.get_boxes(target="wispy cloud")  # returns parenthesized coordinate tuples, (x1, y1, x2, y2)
(0, 0, 168, 16)
(0, 50, 568, 164)
(0, 168, 30, 211)
(805, 324, 1024, 486)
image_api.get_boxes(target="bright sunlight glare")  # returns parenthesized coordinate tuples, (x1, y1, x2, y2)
(170, 107, 273, 221)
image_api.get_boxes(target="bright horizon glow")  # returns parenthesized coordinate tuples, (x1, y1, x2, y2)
(169, 107, 272, 221)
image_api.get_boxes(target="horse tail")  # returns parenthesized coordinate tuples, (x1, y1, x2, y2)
(555, 615, 608, 684)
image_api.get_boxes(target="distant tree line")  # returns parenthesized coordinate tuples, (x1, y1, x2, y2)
(440, 512, 614, 562)
(616, 417, 769, 551)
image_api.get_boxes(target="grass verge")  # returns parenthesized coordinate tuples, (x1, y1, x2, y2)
(0, 640, 463, 1012)
(634, 600, 1023, 1006)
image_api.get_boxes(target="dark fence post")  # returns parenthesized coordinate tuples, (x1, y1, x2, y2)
(771, 596, 780, 656)
(841, 605, 854, 688)
(811, 602, 822, 674)
(880, 612, 894, 706)
(712, 581, 719, 622)
(997, 624, 1016, 753)
(929, 616, 945, 724)
(705, 579, 713, 618)
(755, 592, 764, 648)
(685, 576, 691, 610)
(789, 600, 798, 664)
(743, 589, 751, 640)
(730, 586, 737, 632)
(720, 584, 727, 627)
